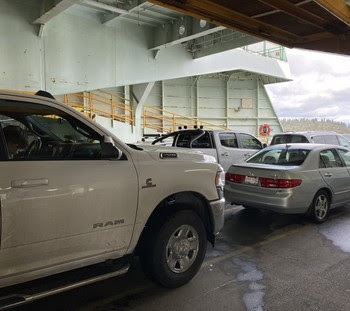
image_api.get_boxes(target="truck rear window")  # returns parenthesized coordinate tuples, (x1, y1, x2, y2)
(271, 135, 308, 145)
(176, 131, 212, 148)
(247, 148, 310, 166)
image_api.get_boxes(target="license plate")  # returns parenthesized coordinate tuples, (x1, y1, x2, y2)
(245, 176, 258, 186)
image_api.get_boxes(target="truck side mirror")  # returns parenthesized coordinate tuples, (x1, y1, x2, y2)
(101, 136, 122, 160)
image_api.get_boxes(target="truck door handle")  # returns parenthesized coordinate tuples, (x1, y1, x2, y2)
(221, 152, 229, 157)
(324, 173, 333, 177)
(11, 178, 49, 188)
(244, 153, 252, 157)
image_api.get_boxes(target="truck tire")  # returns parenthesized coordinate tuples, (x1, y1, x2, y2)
(140, 210, 207, 288)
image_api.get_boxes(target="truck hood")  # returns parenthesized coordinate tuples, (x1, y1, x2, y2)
(142, 146, 217, 164)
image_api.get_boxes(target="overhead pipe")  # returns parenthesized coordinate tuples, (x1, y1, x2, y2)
(82, 0, 129, 14)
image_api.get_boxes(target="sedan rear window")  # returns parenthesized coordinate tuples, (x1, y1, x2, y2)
(270, 135, 308, 145)
(247, 148, 310, 166)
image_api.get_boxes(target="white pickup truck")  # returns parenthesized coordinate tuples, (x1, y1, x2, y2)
(148, 129, 265, 171)
(0, 91, 225, 309)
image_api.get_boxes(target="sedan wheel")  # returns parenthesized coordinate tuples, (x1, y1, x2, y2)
(309, 191, 330, 223)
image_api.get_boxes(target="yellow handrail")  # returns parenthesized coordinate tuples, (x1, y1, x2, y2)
(6, 90, 230, 133)
(64, 91, 134, 126)
(143, 106, 229, 133)
(96, 89, 131, 103)
(4, 89, 134, 126)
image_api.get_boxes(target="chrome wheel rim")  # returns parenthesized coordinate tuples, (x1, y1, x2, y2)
(166, 224, 199, 274)
(315, 194, 328, 220)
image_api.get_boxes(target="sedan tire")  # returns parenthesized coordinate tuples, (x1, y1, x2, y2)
(308, 190, 330, 223)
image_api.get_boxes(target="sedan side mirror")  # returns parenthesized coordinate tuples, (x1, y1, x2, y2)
(101, 136, 122, 160)
(262, 143, 268, 148)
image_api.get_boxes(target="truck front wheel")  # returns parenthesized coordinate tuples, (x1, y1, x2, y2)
(140, 210, 207, 288)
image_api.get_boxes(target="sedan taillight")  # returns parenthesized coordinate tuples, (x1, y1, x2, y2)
(259, 178, 302, 188)
(225, 173, 245, 183)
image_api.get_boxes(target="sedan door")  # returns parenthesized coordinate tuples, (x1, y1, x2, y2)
(0, 99, 138, 285)
(319, 149, 350, 204)
(335, 148, 350, 203)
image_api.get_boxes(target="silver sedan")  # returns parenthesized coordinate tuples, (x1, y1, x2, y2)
(224, 144, 350, 222)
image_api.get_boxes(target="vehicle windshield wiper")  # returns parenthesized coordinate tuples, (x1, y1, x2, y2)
(127, 143, 143, 151)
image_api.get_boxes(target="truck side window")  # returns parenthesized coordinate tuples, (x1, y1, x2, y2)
(0, 100, 107, 161)
(238, 133, 262, 149)
(219, 133, 238, 148)
(0, 115, 29, 160)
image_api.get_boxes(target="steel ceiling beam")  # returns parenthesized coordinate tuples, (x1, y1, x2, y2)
(33, 0, 80, 25)
(256, 0, 333, 31)
(314, 0, 350, 25)
(148, 0, 301, 47)
(149, 0, 350, 55)
(82, 0, 129, 15)
(149, 25, 225, 51)
(252, 0, 313, 19)
(102, 0, 147, 25)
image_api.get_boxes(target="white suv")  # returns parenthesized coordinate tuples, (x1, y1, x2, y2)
(270, 131, 350, 148)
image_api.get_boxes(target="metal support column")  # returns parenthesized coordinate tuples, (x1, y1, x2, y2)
(161, 80, 165, 131)
(226, 74, 234, 129)
(125, 85, 133, 130)
(196, 76, 200, 126)
(256, 76, 260, 136)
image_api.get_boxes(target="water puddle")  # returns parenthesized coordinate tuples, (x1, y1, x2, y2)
(319, 217, 350, 253)
(233, 258, 266, 311)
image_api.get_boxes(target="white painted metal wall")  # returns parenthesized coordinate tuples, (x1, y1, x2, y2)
(0, 0, 285, 143)
(139, 74, 282, 139)
(0, 0, 290, 95)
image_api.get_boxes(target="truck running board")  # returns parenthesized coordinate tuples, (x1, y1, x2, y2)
(0, 263, 130, 310)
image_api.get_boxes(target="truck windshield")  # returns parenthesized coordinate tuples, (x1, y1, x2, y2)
(247, 148, 310, 166)
(270, 135, 308, 145)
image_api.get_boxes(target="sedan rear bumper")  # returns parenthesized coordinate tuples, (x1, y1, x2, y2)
(224, 183, 310, 214)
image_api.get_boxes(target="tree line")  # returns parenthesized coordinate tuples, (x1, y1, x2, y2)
(280, 118, 350, 134)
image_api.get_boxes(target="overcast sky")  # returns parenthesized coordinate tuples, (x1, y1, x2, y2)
(265, 48, 350, 124)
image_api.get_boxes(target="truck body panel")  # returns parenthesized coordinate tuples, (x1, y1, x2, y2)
(0, 91, 225, 291)
(144, 129, 264, 171)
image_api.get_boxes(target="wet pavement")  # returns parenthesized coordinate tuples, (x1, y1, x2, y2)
(18, 204, 350, 311)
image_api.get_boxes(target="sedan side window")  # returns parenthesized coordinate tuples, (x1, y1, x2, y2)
(0, 100, 110, 161)
(319, 149, 344, 168)
(337, 149, 350, 167)
(337, 136, 350, 148)
(219, 133, 238, 148)
(237, 133, 262, 150)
